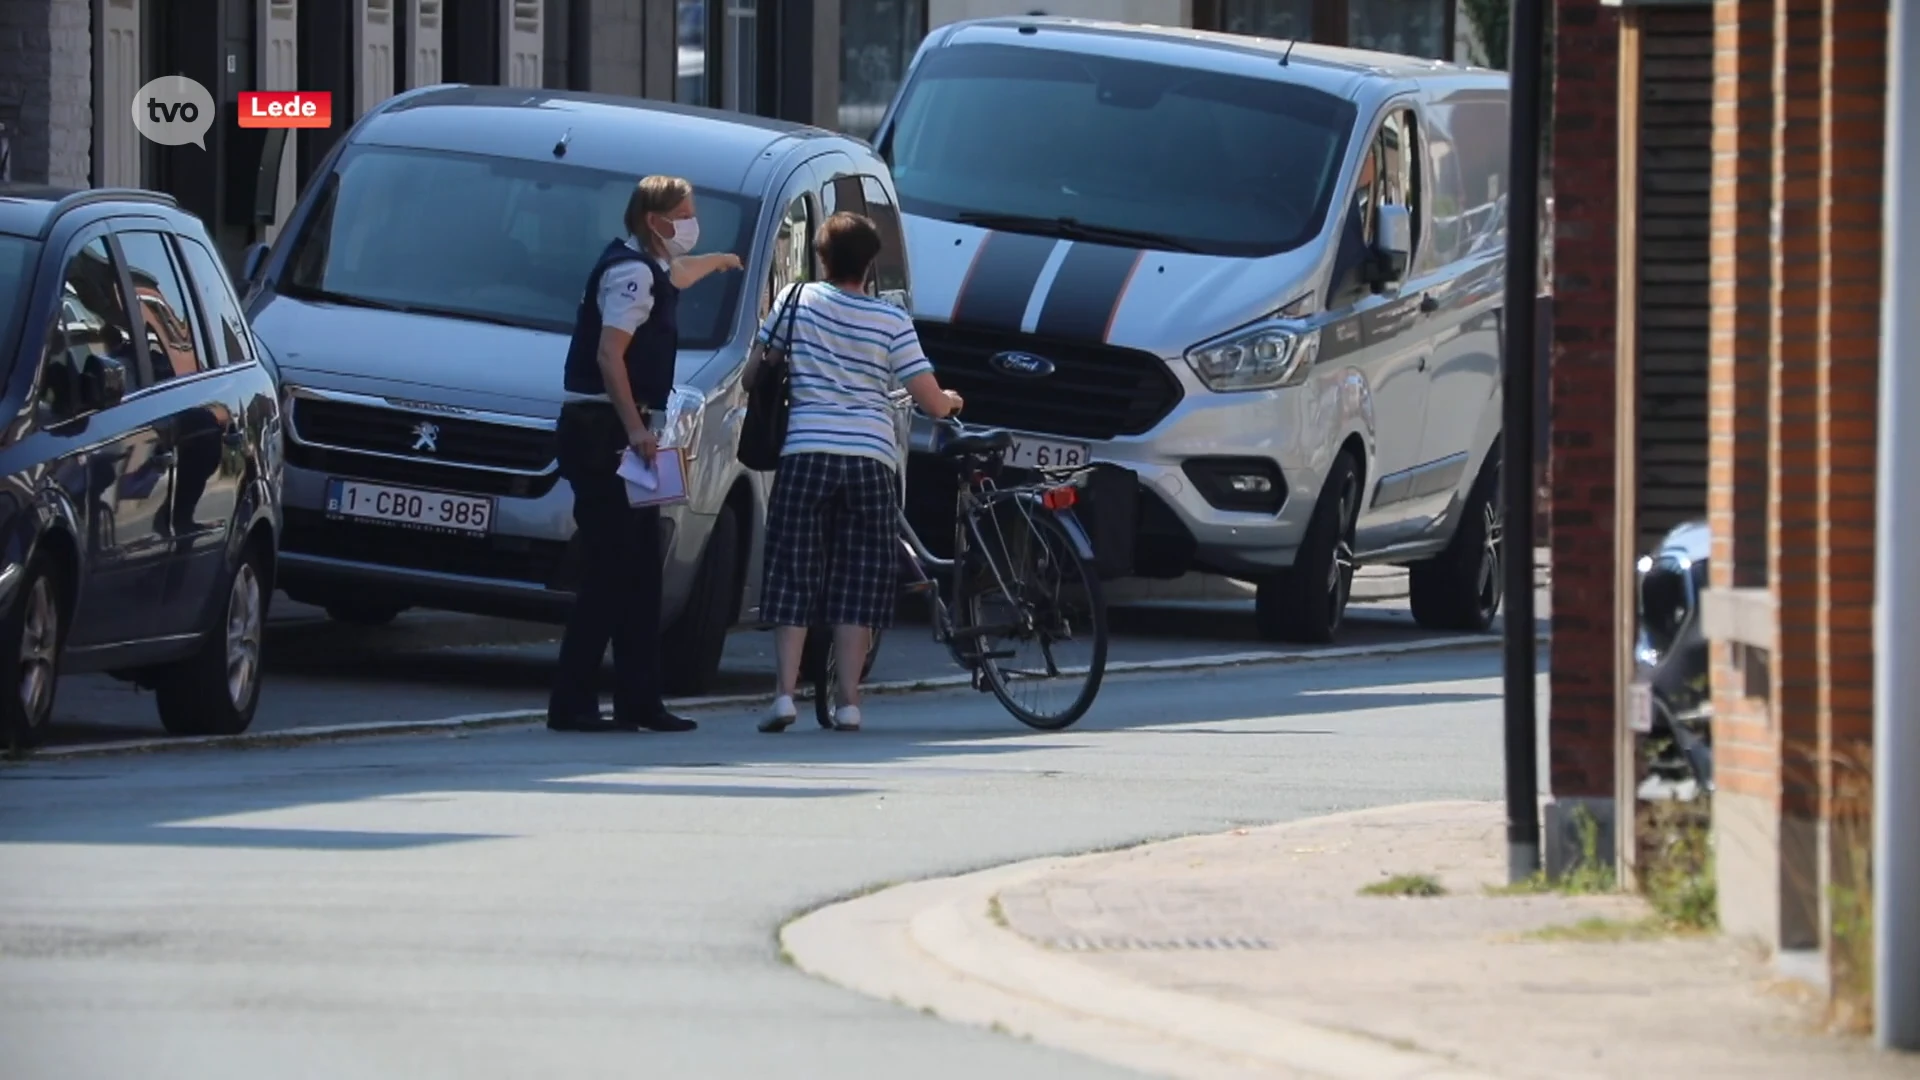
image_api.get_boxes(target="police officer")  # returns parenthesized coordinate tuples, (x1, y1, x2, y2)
(549, 175, 743, 733)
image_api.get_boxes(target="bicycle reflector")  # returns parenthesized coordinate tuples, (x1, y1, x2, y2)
(1040, 485, 1077, 511)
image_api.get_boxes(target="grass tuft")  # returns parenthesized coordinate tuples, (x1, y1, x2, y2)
(1359, 873, 1448, 898)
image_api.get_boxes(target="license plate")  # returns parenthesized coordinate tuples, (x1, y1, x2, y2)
(325, 479, 494, 535)
(1005, 434, 1091, 471)
(1628, 682, 1655, 734)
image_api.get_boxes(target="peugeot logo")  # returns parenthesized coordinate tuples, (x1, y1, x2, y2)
(988, 350, 1056, 378)
(411, 421, 440, 453)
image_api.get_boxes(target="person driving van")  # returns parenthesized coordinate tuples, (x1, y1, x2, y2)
(548, 175, 743, 734)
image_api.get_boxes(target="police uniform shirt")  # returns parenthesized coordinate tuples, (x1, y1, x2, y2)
(598, 235, 671, 336)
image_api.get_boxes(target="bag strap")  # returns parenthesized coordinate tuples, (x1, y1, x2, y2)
(772, 281, 804, 354)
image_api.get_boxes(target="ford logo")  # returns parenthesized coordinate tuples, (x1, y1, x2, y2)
(988, 351, 1056, 378)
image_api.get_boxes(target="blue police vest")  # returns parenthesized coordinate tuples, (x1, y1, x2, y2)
(562, 239, 679, 409)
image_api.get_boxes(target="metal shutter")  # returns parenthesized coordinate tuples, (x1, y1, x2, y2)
(502, 0, 543, 88)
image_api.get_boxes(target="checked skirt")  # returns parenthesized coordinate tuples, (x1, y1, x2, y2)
(760, 452, 901, 630)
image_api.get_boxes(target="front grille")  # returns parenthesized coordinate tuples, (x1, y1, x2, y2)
(914, 321, 1183, 441)
(291, 398, 556, 472)
(283, 508, 570, 586)
(286, 444, 560, 498)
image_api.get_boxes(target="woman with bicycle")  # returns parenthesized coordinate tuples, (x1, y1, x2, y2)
(748, 211, 964, 733)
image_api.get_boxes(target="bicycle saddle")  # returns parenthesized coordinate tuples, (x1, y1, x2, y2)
(940, 429, 1014, 458)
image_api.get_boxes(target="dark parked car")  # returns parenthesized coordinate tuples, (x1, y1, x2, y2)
(0, 186, 283, 749)
(1632, 519, 1712, 793)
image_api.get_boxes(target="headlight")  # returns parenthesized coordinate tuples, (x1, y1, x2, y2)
(1184, 325, 1321, 392)
(661, 385, 707, 460)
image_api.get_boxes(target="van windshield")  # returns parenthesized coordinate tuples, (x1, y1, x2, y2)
(280, 145, 758, 348)
(882, 43, 1357, 258)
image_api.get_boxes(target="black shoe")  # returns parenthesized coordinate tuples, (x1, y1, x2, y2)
(622, 711, 697, 733)
(547, 712, 621, 733)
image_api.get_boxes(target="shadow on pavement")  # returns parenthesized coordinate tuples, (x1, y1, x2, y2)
(40, 588, 1539, 747)
(1, 651, 1514, 854)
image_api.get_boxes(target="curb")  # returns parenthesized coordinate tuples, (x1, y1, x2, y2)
(780, 802, 1496, 1080)
(21, 631, 1544, 762)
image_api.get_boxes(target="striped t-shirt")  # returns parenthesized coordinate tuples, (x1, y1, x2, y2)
(756, 282, 932, 467)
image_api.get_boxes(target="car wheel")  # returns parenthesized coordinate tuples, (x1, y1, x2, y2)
(1254, 451, 1360, 645)
(662, 504, 742, 697)
(324, 598, 406, 627)
(156, 545, 266, 737)
(1408, 454, 1504, 633)
(2, 556, 67, 752)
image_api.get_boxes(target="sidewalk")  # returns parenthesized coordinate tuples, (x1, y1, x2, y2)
(783, 802, 1915, 1080)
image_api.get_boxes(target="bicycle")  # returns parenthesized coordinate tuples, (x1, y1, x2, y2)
(808, 416, 1110, 731)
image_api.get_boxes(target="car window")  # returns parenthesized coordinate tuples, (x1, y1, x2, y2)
(176, 236, 257, 367)
(1380, 108, 1425, 261)
(765, 193, 814, 317)
(282, 144, 759, 349)
(41, 236, 138, 407)
(0, 235, 41, 387)
(822, 174, 867, 219)
(859, 175, 910, 304)
(117, 230, 208, 384)
(1331, 106, 1425, 307)
(884, 43, 1357, 258)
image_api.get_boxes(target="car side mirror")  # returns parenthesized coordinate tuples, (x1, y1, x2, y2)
(78, 353, 127, 412)
(1372, 204, 1413, 287)
(241, 242, 270, 287)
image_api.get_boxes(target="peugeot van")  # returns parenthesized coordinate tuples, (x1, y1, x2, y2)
(874, 17, 1511, 643)
(241, 86, 912, 694)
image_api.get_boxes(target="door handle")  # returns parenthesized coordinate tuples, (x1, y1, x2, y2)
(1417, 356, 1429, 373)
(151, 449, 177, 468)
(1419, 293, 1440, 314)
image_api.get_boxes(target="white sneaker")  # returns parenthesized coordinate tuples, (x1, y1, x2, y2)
(758, 694, 798, 733)
(832, 705, 862, 732)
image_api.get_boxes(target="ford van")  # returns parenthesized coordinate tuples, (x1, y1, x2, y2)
(874, 17, 1511, 643)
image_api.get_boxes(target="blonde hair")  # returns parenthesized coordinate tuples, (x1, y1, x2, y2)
(623, 175, 694, 253)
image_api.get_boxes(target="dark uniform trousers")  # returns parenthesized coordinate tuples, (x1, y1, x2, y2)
(550, 400, 663, 723)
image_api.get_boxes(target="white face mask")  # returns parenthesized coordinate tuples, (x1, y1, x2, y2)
(665, 216, 700, 256)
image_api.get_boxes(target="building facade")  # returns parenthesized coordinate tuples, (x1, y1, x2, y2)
(1548, 0, 1912, 1039)
(3, 0, 1489, 269)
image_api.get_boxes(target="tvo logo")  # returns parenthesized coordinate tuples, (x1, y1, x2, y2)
(132, 75, 215, 150)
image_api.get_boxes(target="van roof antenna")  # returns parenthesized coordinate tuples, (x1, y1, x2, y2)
(1280, 39, 1297, 66)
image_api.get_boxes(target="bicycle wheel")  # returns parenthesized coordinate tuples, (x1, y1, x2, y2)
(963, 505, 1108, 730)
(806, 627, 885, 730)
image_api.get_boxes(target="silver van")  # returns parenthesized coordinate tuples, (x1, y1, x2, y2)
(873, 18, 1511, 643)
(240, 86, 914, 694)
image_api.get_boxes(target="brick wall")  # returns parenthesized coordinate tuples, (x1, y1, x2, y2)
(1772, 0, 1824, 822)
(0, 0, 92, 186)
(1546, 0, 1622, 800)
(1706, 0, 1775, 806)
(1704, 0, 1887, 967)
(1817, 0, 1884, 818)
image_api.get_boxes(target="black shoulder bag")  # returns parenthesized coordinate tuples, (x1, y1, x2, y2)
(736, 283, 803, 471)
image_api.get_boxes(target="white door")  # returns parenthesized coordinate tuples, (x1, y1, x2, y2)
(95, 0, 142, 188)
(257, 0, 299, 241)
(355, 0, 398, 116)
(501, 0, 543, 88)
(405, 0, 444, 88)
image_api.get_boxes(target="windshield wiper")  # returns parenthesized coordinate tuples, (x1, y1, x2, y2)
(283, 284, 541, 332)
(390, 303, 539, 331)
(281, 283, 410, 313)
(954, 212, 1201, 253)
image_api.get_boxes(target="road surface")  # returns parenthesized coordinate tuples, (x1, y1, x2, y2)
(0, 648, 1550, 1080)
